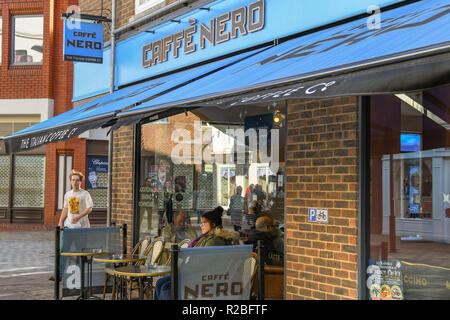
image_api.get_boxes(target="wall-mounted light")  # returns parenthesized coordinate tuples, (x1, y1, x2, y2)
(273, 110, 285, 126)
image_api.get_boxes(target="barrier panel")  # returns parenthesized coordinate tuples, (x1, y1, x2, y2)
(56, 226, 122, 298)
(174, 245, 253, 300)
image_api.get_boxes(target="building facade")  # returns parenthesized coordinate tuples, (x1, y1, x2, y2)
(9, 0, 449, 300)
(0, 0, 107, 230)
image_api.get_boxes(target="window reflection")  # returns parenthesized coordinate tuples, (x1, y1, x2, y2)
(12, 15, 43, 65)
(369, 87, 450, 300)
(137, 104, 286, 265)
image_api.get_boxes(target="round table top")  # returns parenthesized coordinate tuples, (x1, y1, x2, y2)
(61, 250, 111, 257)
(93, 254, 146, 264)
(114, 265, 171, 277)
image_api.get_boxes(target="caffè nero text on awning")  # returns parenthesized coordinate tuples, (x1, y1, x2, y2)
(4, 0, 450, 300)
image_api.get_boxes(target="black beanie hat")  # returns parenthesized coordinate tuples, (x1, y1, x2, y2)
(202, 206, 224, 227)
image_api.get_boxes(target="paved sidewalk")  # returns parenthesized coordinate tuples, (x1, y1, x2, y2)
(0, 231, 57, 300)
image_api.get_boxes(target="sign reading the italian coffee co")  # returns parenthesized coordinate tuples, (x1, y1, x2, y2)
(142, 0, 265, 68)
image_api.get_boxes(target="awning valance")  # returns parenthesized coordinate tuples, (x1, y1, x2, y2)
(3, 49, 265, 153)
(117, 0, 450, 118)
(5, 0, 450, 153)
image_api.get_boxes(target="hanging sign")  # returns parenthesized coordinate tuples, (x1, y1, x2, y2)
(63, 20, 104, 63)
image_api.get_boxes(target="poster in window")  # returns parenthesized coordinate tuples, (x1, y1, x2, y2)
(173, 164, 193, 209)
(87, 157, 108, 189)
(367, 260, 404, 300)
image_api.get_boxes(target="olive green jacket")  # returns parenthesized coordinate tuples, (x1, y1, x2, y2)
(194, 227, 240, 247)
(161, 223, 198, 244)
(159, 223, 198, 265)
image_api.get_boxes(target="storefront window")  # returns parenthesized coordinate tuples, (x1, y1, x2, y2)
(368, 86, 450, 300)
(137, 103, 287, 264)
(13, 155, 45, 208)
(135, 0, 165, 15)
(0, 156, 10, 207)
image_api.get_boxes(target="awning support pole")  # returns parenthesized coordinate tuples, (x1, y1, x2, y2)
(107, 0, 116, 228)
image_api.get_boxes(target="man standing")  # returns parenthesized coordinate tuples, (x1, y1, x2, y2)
(50, 170, 93, 281)
(58, 169, 93, 229)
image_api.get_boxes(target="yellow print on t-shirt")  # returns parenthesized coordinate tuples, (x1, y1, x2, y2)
(68, 197, 80, 214)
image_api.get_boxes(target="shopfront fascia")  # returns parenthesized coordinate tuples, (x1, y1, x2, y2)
(4, 0, 450, 300)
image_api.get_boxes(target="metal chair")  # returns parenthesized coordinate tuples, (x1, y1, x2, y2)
(145, 237, 165, 266)
(101, 240, 146, 300)
(128, 237, 165, 299)
(164, 239, 190, 266)
(249, 252, 258, 300)
(178, 238, 191, 248)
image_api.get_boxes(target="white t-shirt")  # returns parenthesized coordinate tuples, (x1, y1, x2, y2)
(63, 189, 93, 229)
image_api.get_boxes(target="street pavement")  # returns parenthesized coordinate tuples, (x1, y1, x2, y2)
(0, 216, 234, 300)
(0, 231, 57, 300)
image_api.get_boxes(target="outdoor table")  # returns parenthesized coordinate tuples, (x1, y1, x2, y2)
(61, 250, 110, 300)
(93, 254, 147, 300)
(114, 265, 171, 300)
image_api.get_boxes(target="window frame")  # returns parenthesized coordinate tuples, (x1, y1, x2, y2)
(10, 14, 44, 66)
(135, 0, 166, 15)
(56, 154, 73, 210)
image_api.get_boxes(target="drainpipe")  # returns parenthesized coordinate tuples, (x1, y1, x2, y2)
(107, 0, 116, 227)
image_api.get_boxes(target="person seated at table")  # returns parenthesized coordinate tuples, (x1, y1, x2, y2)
(159, 210, 198, 264)
(244, 216, 284, 266)
(241, 200, 263, 235)
(154, 206, 239, 300)
(162, 210, 197, 243)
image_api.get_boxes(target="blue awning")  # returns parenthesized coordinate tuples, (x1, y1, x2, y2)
(116, 0, 450, 119)
(5, 0, 450, 153)
(3, 49, 266, 153)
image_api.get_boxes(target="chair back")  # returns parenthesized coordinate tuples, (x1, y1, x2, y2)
(146, 237, 165, 265)
(130, 240, 142, 255)
(139, 239, 150, 256)
(178, 239, 190, 248)
(250, 252, 258, 280)
(248, 252, 258, 299)
(135, 240, 153, 266)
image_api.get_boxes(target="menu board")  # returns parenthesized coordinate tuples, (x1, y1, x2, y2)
(367, 260, 404, 300)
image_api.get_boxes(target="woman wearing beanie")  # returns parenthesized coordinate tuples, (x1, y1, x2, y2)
(154, 206, 239, 300)
(189, 206, 239, 247)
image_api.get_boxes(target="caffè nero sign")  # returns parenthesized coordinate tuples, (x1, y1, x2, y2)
(142, 0, 265, 68)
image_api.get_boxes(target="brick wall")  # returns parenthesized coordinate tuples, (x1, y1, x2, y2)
(0, 0, 85, 230)
(285, 97, 359, 300)
(111, 124, 134, 251)
(44, 138, 87, 228)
